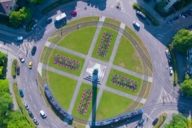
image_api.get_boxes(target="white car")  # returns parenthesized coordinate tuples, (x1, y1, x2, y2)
(17, 36, 23, 41)
(133, 21, 140, 29)
(19, 57, 25, 63)
(169, 67, 173, 76)
(40, 110, 47, 119)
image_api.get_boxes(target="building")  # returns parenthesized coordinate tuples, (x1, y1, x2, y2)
(0, 0, 15, 15)
(187, 48, 192, 76)
(156, 0, 180, 11)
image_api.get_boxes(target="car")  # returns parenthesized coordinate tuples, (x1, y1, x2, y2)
(16, 67, 20, 75)
(24, 103, 29, 110)
(40, 110, 47, 119)
(33, 118, 39, 125)
(138, 118, 145, 126)
(28, 111, 34, 119)
(169, 66, 173, 76)
(17, 36, 23, 42)
(31, 46, 37, 56)
(152, 118, 159, 126)
(133, 21, 140, 30)
(28, 61, 32, 69)
(136, 10, 146, 19)
(70, 10, 77, 17)
(19, 89, 24, 98)
(19, 57, 25, 63)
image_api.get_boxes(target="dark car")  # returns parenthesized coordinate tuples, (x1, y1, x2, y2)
(136, 10, 146, 19)
(28, 111, 34, 119)
(152, 118, 159, 125)
(16, 67, 20, 75)
(31, 46, 37, 56)
(70, 10, 77, 17)
(33, 118, 39, 125)
(19, 89, 24, 98)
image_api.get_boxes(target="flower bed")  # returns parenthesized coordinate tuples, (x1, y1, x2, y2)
(111, 74, 137, 90)
(54, 55, 80, 70)
(78, 89, 92, 115)
(97, 32, 112, 57)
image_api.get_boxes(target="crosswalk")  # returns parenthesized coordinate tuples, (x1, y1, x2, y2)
(6, 41, 34, 58)
(159, 88, 177, 104)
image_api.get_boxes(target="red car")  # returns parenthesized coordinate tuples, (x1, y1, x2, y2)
(70, 10, 77, 17)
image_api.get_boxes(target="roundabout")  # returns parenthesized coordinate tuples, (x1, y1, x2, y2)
(39, 17, 153, 127)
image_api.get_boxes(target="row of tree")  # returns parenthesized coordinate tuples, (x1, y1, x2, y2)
(0, 79, 32, 128)
(0, 51, 32, 128)
(171, 29, 192, 96)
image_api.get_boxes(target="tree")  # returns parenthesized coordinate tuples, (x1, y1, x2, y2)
(171, 29, 192, 54)
(9, 7, 31, 28)
(30, 0, 44, 4)
(181, 78, 192, 96)
(7, 111, 33, 128)
(165, 114, 189, 128)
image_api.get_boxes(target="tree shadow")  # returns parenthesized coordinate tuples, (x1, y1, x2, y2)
(177, 92, 192, 117)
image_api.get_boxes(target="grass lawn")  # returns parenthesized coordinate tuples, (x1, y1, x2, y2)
(104, 18, 120, 27)
(92, 27, 118, 61)
(46, 71, 77, 110)
(72, 83, 98, 121)
(56, 27, 97, 54)
(114, 36, 143, 73)
(107, 69, 143, 96)
(96, 91, 133, 120)
(41, 47, 84, 76)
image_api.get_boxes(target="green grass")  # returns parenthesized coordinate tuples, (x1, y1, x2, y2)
(46, 71, 77, 110)
(96, 91, 133, 120)
(114, 36, 143, 73)
(56, 27, 97, 54)
(104, 18, 120, 27)
(13, 83, 36, 128)
(41, 47, 84, 76)
(72, 83, 96, 121)
(92, 27, 118, 61)
(107, 69, 143, 95)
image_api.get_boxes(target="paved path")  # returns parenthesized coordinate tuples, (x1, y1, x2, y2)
(45, 41, 86, 59)
(88, 22, 124, 121)
(68, 18, 104, 114)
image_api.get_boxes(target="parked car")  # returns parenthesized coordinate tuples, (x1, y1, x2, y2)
(16, 67, 20, 75)
(19, 89, 24, 98)
(28, 61, 32, 69)
(152, 118, 158, 126)
(33, 118, 39, 125)
(70, 10, 77, 17)
(31, 46, 37, 56)
(169, 66, 173, 76)
(133, 21, 140, 30)
(24, 103, 29, 110)
(136, 10, 146, 19)
(40, 110, 47, 119)
(19, 57, 25, 63)
(28, 111, 34, 119)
